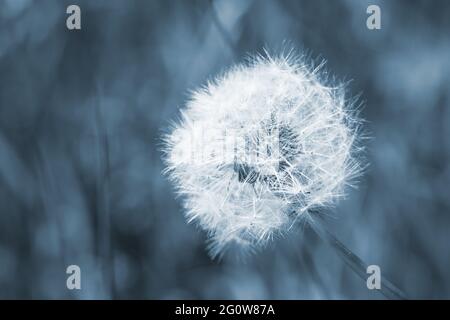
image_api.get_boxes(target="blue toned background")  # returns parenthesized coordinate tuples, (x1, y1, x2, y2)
(0, 0, 449, 299)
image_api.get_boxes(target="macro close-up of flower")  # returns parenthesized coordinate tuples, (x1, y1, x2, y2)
(1, 0, 450, 302)
(164, 52, 362, 257)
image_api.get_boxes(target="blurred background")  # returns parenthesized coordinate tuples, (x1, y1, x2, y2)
(0, 0, 449, 299)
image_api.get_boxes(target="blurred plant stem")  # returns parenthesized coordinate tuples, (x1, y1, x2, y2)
(95, 90, 117, 299)
(209, 0, 239, 56)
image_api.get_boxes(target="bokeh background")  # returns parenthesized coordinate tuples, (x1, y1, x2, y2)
(0, 0, 449, 299)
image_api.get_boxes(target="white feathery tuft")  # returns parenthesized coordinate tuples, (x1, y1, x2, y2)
(162, 51, 364, 258)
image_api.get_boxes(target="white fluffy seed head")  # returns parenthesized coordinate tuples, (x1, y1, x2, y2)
(163, 51, 364, 258)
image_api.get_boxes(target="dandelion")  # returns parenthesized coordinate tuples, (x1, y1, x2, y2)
(163, 51, 362, 257)
(163, 49, 407, 299)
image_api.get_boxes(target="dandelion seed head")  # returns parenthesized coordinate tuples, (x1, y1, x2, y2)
(163, 51, 363, 258)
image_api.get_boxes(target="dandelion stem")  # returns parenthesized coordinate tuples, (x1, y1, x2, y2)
(308, 217, 407, 300)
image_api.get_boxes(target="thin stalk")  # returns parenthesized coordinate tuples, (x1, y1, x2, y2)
(308, 217, 407, 300)
(95, 91, 116, 299)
